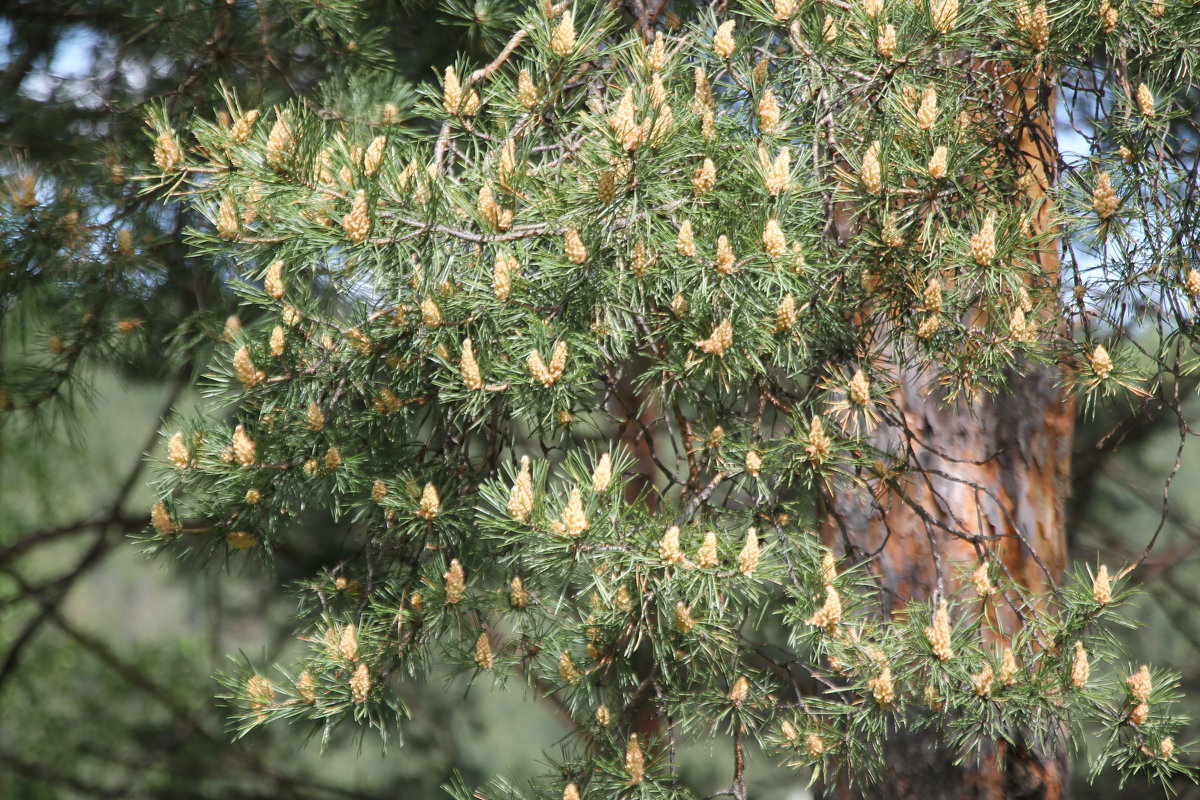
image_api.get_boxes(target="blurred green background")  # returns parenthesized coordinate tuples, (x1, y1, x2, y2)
(3, 2, 1199, 798)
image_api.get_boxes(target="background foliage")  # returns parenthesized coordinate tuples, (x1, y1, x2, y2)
(4, 1, 1200, 798)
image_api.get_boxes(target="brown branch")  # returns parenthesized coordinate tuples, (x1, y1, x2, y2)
(469, 29, 530, 86)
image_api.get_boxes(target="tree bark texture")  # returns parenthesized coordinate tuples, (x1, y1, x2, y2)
(823, 365, 1074, 800)
(821, 65, 1075, 800)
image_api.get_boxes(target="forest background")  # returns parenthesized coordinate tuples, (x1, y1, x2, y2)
(2, 1, 1200, 798)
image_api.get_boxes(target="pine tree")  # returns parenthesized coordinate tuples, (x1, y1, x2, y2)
(63, 0, 1200, 797)
(0, 3, 496, 797)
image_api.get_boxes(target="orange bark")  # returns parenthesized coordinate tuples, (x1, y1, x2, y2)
(821, 65, 1074, 799)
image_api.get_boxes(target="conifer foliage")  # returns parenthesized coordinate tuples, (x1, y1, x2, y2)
(143, 0, 1200, 796)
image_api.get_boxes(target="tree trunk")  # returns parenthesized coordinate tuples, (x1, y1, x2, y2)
(821, 66, 1074, 800)
(823, 364, 1074, 800)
